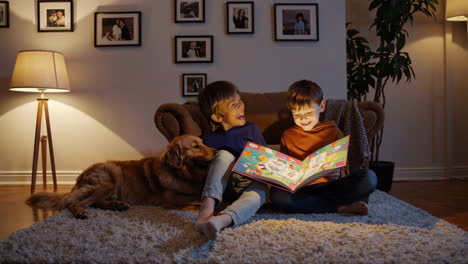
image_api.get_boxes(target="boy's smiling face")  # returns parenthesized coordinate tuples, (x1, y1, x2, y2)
(291, 101, 325, 131)
(211, 93, 246, 131)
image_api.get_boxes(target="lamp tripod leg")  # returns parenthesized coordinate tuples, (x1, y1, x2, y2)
(40, 136, 47, 191)
(31, 100, 44, 194)
(44, 100, 57, 192)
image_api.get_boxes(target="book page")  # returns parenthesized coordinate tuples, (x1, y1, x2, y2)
(233, 142, 303, 189)
(294, 136, 350, 188)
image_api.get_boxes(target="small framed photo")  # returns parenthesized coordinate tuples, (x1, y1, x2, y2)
(175, 0, 205, 23)
(274, 3, 319, 41)
(94, 12, 141, 47)
(182, 73, 206, 96)
(227, 2, 254, 34)
(175, 35, 213, 63)
(37, 0, 74, 32)
(0, 1, 9, 28)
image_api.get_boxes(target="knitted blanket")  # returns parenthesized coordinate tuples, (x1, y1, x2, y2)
(321, 99, 370, 172)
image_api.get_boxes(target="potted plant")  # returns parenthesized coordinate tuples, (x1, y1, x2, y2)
(346, 0, 438, 192)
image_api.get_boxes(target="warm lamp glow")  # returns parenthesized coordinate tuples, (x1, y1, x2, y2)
(446, 0, 468, 21)
(10, 50, 71, 93)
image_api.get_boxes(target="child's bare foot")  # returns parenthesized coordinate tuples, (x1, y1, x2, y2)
(338, 201, 369, 216)
(195, 217, 219, 240)
(195, 214, 233, 240)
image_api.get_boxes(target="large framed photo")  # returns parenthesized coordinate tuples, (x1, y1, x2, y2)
(227, 1, 254, 34)
(175, 35, 213, 63)
(182, 73, 206, 97)
(0, 1, 9, 28)
(94, 12, 141, 47)
(37, 0, 74, 32)
(274, 3, 319, 41)
(175, 0, 205, 23)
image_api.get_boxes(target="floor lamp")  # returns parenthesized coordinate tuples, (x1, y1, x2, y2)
(445, 0, 467, 179)
(9, 50, 71, 194)
(446, 0, 468, 28)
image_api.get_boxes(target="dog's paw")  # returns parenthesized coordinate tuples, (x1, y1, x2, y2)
(114, 201, 130, 212)
(74, 212, 89, 220)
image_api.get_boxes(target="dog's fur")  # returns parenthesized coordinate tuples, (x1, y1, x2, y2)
(26, 135, 215, 219)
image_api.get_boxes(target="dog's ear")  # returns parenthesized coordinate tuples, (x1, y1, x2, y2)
(162, 141, 184, 168)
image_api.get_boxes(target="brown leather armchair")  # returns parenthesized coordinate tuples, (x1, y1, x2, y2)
(155, 92, 384, 172)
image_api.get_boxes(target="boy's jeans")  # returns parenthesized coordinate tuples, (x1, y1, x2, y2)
(220, 181, 269, 226)
(201, 150, 236, 202)
(202, 150, 377, 224)
(269, 168, 378, 213)
(201, 150, 269, 225)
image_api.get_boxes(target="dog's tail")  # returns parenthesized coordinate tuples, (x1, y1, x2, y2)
(25, 192, 71, 210)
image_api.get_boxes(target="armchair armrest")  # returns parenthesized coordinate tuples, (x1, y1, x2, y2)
(358, 101, 385, 142)
(154, 103, 203, 142)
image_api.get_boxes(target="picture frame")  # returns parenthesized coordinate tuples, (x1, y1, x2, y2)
(175, 35, 213, 63)
(0, 1, 9, 28)
(182, 73, 207, 97)
(227, 1, 254, 34)
(274, 3, 319, 41)
(94, 12, 142, 47)
(37, 0, 74, 32)
(175, 0, 205, 23)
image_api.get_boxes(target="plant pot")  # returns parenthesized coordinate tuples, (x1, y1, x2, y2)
(370, 161, 395, 193)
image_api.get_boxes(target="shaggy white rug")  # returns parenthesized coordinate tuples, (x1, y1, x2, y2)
(0, 191, 466, 263)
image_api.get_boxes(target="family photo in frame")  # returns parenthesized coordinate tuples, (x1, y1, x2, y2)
(182, 73, 206, 96)
(37, 0, 74, 32)
(175, 35, 213, 63)
(0, 1, 9, 28)
(175, 0, 205, 23)
(274, 3, 319, 41)
(94, 12, 141, 47)
(227, 1, 254, 34)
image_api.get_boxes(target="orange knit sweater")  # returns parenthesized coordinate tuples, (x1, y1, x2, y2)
(280, 121, 345, 184)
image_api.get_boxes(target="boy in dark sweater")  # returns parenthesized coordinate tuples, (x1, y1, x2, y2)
(271, 80, 377, 214)
(195, 81, 267, 240)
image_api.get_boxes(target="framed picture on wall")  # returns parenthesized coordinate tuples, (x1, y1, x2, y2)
(175, 0, 205, 23)
(0, 1, 9, 28)
(182, 73, 206, 96)
(274, 3, 319, 41)
(175, 35, 213, 63)
(227, 1, 254, 34)
(94, 12, 142, 47)
(37, 0, 74, 32)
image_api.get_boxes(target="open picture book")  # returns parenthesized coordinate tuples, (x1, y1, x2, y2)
(232, 136, 349, 193)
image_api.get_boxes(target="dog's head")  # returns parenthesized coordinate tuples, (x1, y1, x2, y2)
(161, 135, 215, 169)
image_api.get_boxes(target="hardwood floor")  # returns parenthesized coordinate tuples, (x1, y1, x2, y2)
(390, 180, 468, 231)
(0, 180, 467, 240)
(0, 185, 73, 240)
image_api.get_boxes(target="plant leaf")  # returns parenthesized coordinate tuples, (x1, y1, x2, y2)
(347, 29, 359, 38)
(369, 0, 382, 11)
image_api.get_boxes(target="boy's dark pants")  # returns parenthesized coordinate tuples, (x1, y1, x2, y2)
(269, 168, 378, 213)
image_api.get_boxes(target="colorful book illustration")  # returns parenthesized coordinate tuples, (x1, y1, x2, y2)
(232, 136, 350, 193)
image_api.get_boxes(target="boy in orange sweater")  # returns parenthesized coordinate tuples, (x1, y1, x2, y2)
(271, 80, 377, 214)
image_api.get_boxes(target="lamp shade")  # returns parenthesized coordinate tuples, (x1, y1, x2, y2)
(446, 0, 468, 21)
(10, 50, 71, 93)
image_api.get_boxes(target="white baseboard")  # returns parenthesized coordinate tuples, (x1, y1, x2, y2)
(450, 166, 468, 179)
(393, 166, 448, 181)
(392, 166, 468, 181)
(0, 171, 80, 185)
(0, 166, 467, 184)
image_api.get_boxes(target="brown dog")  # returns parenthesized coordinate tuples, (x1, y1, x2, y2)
(26, 135, 215, 219)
